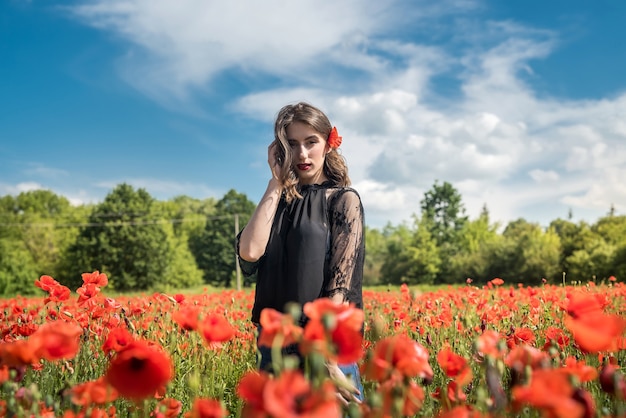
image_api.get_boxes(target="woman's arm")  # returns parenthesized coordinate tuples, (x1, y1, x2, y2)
(325, 189, 365, 304)
(325, 189, 365, 404)
(238, 143, 283, 262)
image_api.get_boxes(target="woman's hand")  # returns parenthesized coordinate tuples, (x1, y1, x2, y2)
(268, 141, 282, 180)
(326, 362, 361, 406)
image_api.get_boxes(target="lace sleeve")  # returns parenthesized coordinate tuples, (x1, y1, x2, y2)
(325, 189, 365, 305)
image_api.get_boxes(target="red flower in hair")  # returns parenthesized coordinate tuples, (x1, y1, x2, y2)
(327, 127, 342, 148)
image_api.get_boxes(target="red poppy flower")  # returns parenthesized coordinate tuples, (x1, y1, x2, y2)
(327, 127, 342, 149)
(362, 334, 433, 383)
(153, 398, 182, 418)
(505, 345, 549, 373)
(35, 275, 71, 304)
(172, 306, 202, 332)
(102, 327, 134, 355)
(69, 377, 118, 406)
(490, 278, 504, 286)
(475, 330, 505, 358)
(0, 339, 39, 367)
(184, 398, 228, 418)
(199, 313, 236, 347)
(432, 380, 467, 404)
(437, 347, 472, 386)
(237, 370, 270, 417)
(564, 291, 605, 318)
(380, 379, 425, 417)
(562, 356, 597, 383)
(436, 405, 491, 418)
(301, 299, 364, 364)
(45, 285, 71, 304)
(262, 370, 340, 418)
(300, 316, 363, 365)
(35, 275, 61, 292)
(105, 340, 173, 400)
(81, 271, 109, 287)
(77, 283, 102, 307)
(564, 311, 626, 353)
(506, 327, 536, 349)
(512, 369, 589, 418)
(30, 321, 83, 361)
(257, 308, 303, 348)
(303, 299, 364, 333)
(543, 326, 570, 350)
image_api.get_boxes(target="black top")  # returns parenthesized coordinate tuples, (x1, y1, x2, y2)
(238, 181, 364, 325)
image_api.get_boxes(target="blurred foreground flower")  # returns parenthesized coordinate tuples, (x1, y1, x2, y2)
(184, 398, 227, 418)
(563, 291, 626, 353)
(237, 369, 340, 418)
(362, 334, 433, 383)
(300, 299, 364, 364)
(105, 339, 173, 400)
(0, 320, 83, 367)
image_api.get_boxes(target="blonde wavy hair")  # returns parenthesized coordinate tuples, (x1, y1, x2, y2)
(272, 102, 350, 203)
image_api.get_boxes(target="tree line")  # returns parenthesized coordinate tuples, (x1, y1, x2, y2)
(0, 181, 624, 296)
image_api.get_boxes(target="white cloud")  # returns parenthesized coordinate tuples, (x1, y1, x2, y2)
(529, 169, 559, 183)
(22, 163, 70, 179)
(0, 182, 44, 195)
(66, 0, 400, 104)
(62, 0, 626, 227)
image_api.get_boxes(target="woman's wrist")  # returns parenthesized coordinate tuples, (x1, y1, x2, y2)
(267, 178, 282, 194)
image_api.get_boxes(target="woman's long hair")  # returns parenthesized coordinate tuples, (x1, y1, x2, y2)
(273, 102, 350, 203)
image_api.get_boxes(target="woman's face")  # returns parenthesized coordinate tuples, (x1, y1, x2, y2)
(286, 121, 329, 185)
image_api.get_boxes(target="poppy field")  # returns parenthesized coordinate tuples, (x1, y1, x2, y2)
(1, 273, 626, 417)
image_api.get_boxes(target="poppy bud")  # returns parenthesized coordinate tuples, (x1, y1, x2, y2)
(600, 363, 626, 397)
(571, 388, 595, 418)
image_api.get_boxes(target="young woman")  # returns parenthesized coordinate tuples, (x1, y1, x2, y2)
(237, 102, 365, 404)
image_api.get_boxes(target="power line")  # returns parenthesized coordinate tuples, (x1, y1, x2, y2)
(0, 214, 240, 228)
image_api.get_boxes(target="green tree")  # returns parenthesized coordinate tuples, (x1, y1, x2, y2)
(157, 224, 204, 291)
(0, 190, 82, 279)
(487, 219, 561, 284)
(420, 181, 468, 246)
(0, 239, 39, 296)
(379, 223, 413, 285)
(420, 181, 468, 284)
(565, 239, 616, 282)
(64, 184, 171, 291)
(612, 242, 626, 282)
(154, 195, 216, 238)
(593, 215, 626, 246)
(448, 205, 501, 284)
(192, 189, 256, 287)
(363, 226, 387, 286)
(380, 218, 441, 285)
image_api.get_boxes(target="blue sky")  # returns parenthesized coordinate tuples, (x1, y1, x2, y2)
(2, 0, 625, 228)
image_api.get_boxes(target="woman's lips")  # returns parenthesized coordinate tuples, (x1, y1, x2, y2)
(297, 164, 311, 171)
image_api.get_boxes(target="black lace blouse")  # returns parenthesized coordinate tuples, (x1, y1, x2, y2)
(238, 181, 364, 325)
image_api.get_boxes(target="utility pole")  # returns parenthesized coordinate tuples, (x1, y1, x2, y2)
(234, 213, 241, 291)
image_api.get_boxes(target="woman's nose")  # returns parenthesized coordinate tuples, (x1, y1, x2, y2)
(297, 145, 307, 159)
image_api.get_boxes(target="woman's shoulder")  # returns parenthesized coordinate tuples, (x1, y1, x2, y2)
(327, 185, 362, 207)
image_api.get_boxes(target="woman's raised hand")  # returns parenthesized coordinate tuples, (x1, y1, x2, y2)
(268, 141, 282, 180)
